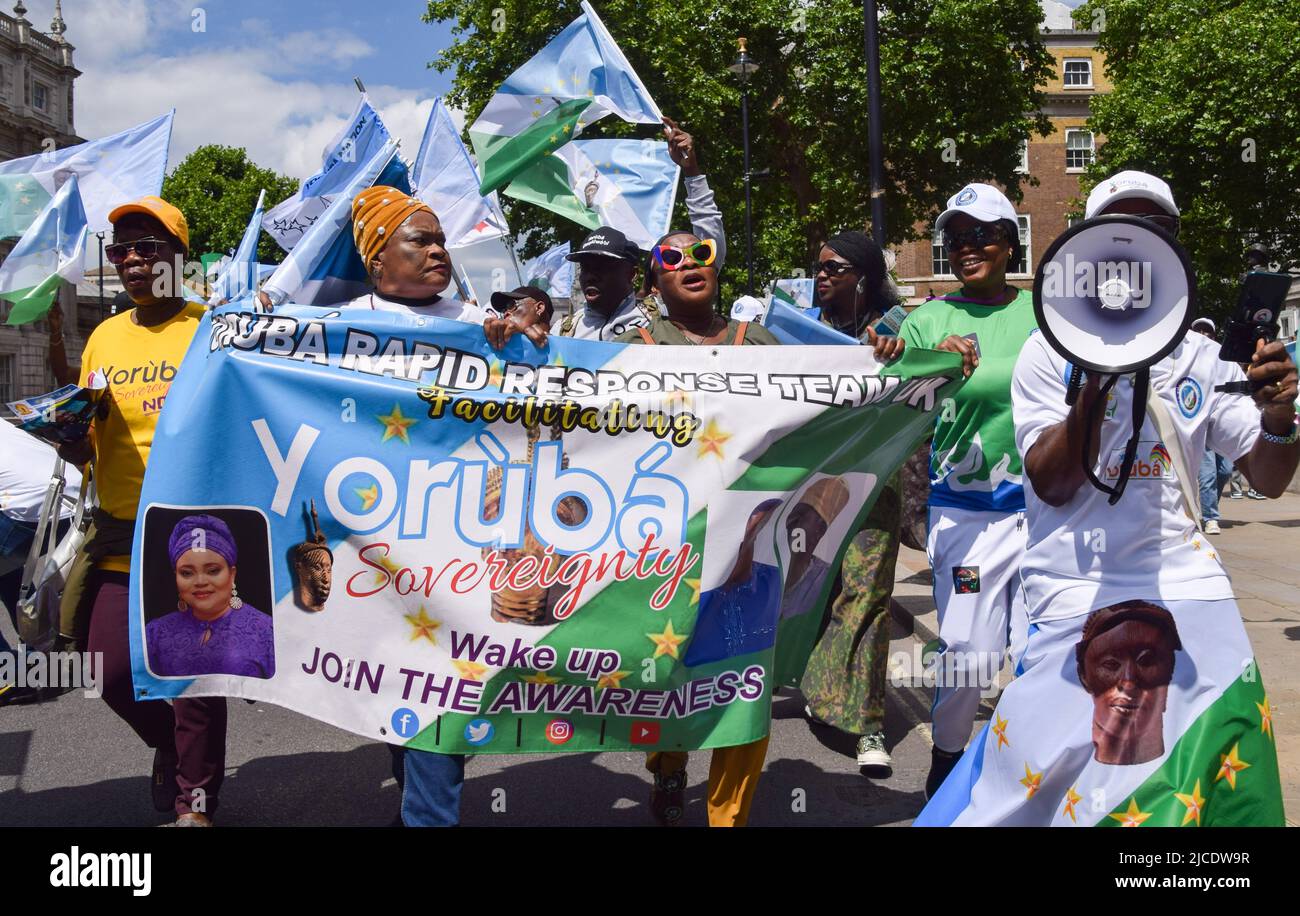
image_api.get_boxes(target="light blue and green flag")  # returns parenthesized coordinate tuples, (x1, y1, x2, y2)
(0, 172, 87, 325)
(469, 0, 662, 196)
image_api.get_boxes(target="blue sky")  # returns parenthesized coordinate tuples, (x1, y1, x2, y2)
(19, 0, 464, 179)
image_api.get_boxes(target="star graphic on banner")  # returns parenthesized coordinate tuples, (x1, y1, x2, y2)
(355, 483, 380, 512)
(1215, 743, 1250, 790)
(533, 96, 543, 104)
(684, 578, 702, 606)
(1019, 763, 1043, 799)
(549, 134, 558, 144)
(1207, 551, 1217, 561)
(404, 606, 441, 644)
(1174, 780, 1206, 827)
(586, 88, 594, 97)
(596, 670, 630, 689)
(531, 111, 541, 120)
(521, 670, 561, 685)
(1191, 538, 1202, 551)
(1063, 786, 1082, 823)
(696, 418, 731, 459)
(542, 85, 552, 93)
(1257, 696, 1274, 740)
(453, 659, 488, 682)
(377, 403, 417, 444)
(373, 552, 402, 585)
(1109, 797, 1152, 827)
(993, 713, 1010, 750)
(663, 389, 694, 411)
(562, 124, 572, 135)
(647, 620, 688, 659)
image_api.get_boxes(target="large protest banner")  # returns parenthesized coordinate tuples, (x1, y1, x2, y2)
(128, 304, 962, 754)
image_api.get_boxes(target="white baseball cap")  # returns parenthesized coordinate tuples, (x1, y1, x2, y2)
(934, 183, 1018, 232)
(1191, 317, 1216, 333)
(731, 295, 766, 322)
(1085, 170, 1179, 219)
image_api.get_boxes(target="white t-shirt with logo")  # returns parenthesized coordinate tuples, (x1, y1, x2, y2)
(1012, 330, 1261, 621)
(342, 292, 489, 325)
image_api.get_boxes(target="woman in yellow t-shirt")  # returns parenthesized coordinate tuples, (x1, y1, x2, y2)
(60, 197, 223, 827)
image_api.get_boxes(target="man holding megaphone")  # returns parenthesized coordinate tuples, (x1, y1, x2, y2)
(915, 170, 1295, 826)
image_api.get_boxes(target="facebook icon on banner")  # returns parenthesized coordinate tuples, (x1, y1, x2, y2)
(391, 708, 419, 739)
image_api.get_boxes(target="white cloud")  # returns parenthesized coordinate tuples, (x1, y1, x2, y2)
(16, 1, 442, 182)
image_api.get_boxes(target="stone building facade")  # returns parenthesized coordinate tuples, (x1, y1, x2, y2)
(0, 1, 85, 403)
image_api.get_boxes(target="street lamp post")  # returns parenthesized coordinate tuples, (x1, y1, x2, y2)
(729, 38, 759, 295)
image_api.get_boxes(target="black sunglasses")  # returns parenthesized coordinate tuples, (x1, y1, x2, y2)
(105, 237, 168, 264)
(815, 259, 859, 277)
(942, 224, 1010, 251)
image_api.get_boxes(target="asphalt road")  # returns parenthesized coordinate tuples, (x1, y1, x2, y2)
(0, 623, 940, 827)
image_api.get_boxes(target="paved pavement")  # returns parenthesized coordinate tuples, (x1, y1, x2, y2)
(2, 492, 1297, 827)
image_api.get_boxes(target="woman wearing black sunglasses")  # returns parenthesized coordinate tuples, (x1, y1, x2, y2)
(58, 196, 228, 827)
(896, 183, 1037, 800)
(799, 230, 907, 777)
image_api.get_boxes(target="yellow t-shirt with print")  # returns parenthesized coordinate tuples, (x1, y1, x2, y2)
(79, 302, 205, 572)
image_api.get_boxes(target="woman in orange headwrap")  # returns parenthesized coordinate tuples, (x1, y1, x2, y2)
(340, 186, 487, 322)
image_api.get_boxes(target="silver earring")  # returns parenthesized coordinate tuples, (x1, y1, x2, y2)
(178, 599, 187, 612)
(229, 586, 243, 610)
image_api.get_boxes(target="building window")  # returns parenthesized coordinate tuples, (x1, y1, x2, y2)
(1013, 215, 1031, 275)
(931, 230, 952, 278)
(1065, 129, 1095, 171)
(0, 353, 14, 403)
(1016, 139, 1030, 174)
(32, 82, 49, 111)
(1063, 58, 1093, 88)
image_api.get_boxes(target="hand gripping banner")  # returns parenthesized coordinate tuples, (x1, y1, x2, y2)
(128, 303, 963, 754)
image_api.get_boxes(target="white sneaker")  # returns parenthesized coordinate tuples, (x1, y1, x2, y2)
(1248, 489, 1268, 500)
(856, 732, 892, 773)
(1204, 519, 1221, 535)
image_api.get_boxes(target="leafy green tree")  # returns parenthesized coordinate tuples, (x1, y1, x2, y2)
(425, 0, 1054, 299)
(161, 145, 298, 264)
(1080, 0, 1300, 319)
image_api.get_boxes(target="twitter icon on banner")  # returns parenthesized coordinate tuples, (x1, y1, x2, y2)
(464, 719, 495, 746)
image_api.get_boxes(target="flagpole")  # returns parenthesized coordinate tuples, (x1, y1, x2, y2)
(95, 231, 105, 320)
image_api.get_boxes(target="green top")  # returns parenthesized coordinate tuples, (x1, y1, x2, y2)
(617, 316, 780, 346)
(898, 287, 1037, 512)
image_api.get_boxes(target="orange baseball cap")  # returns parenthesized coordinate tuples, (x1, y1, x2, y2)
(108, 195, 190, 250)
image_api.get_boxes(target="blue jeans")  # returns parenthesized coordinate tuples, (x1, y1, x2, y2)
(1199, 450, 1232, 522)
(397, 748, 466, 826)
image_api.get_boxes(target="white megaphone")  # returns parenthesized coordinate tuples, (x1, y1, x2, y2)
(1033, 215, 1197, 503)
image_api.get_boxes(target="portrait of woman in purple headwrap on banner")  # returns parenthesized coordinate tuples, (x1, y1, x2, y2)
(145, 514, 276, 679)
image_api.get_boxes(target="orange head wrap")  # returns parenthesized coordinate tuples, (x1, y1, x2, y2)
(351, 186, 435, 268)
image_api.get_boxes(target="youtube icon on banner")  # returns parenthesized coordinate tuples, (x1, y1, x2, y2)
(629, 721, 660, 745)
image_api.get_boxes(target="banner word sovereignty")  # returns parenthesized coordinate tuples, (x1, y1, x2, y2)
(129, 303, 963, 754)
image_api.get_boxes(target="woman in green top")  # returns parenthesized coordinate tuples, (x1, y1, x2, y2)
(896, 183, 1038, 800)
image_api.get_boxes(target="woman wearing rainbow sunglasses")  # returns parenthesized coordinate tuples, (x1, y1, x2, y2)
(618, 229, 775, 827)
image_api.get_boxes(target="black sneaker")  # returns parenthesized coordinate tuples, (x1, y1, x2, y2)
(151, 748, 180, 813)
(925, 747, 964, 800)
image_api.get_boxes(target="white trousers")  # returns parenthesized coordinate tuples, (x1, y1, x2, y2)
(926, 506, 1028, 754)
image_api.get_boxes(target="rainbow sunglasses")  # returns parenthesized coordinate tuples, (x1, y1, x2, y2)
(651, 237, 718, 271)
